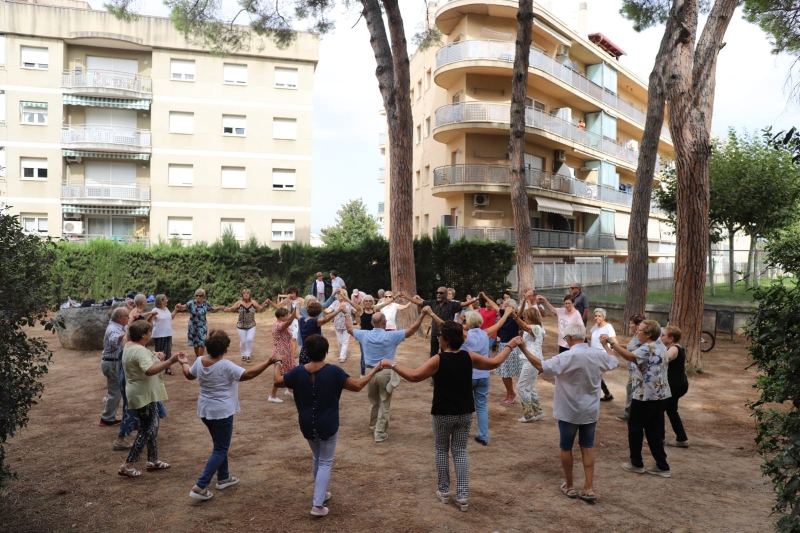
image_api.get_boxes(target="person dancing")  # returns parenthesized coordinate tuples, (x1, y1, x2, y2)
(511, 307, 547, 423)
(223, 289, 267, 363)
(268, 308, 295, 403)
(176, 289, 223, 357)
(148, 294, 180, 375)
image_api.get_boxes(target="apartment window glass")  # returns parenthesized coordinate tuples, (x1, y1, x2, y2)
(600, 209, 615, 235)
(410, 87, 415, 101)
(272, 169, 296, 190)
(170, 59, 195, 81)
(416, 80, 422, 98)
(221, 166, 246, 188)
(221, 218, 245, 240)
(274, 67, 298, 89)
(0, 91, 6, 123)
(223, 63, 248, 85)
(168, 217, 193, 239)
(424, 165, 430, 185)
(20, 102, 47, 125)
(21, 158, 48, 180)
(21, 46, 48, 69)
(21, 214, 48, 234)
(168, 164, 194, 186)
(273, 118, 297, 140)
(425, 68, 432, 89)
(416, 125, 422, 144)
(169, 111, 195, 134)
(222, 115, 246, 136)
(425, 117, 430, 137)
(0, 148, 5, 178)
(271, 220, 295, 241)
(0, 35, 6, 65)
(415, 170, 420, 188)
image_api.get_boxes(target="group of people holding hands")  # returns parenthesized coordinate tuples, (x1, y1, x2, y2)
(99, 279, 689, 517)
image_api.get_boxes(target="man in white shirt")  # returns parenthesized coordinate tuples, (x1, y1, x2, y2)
(330, 270, 346, 293)
(520, 322, 618, 503)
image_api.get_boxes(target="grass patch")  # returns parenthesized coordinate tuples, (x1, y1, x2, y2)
(600, 278, 795, 306)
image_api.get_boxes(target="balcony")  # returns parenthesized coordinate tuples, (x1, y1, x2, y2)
(434, 39, 671, 144)
(62, 70, 153, 99)
(432, 164, 633, 208)
(61, 182, 151, 207)
(378, 168, 386, 183)
(439, 225, 617, 251)
(378, 132, 387, 146)
(434, 102, 638, 166)
(60, 234, 150, 246)
(378, 202, 385, 214)
(61, 125, 152, 153)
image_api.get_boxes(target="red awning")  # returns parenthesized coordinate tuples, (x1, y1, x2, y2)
(588, 33, 627, 59)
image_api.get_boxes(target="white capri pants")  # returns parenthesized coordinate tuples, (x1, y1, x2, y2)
(237, 327, 256, 358)
(334, 328, 350, 360)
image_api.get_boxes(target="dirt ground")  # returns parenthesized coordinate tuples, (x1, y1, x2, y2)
(0, 312, 774, 533)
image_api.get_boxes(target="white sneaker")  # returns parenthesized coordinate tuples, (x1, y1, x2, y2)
(338, 357, 346, 363)
(268, 396, 283, 403)
(518, 413, 545, 423)
(284, 390, 294, 398)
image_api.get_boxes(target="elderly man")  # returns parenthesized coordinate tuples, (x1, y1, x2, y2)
(311, 271, 329, 300)
(100, 307, 129, 428)
(407, 288, 478, 357)
(570, 283, 590, 324)
(329, 270, 346, 293)
(519, 322, 619, 502)
(345, 309, 426, 442)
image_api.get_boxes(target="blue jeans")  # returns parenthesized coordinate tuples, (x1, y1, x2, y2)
(196, 415, 234, 489)
(472, 377, 490, 442)
(558, 420, 597, 450)
(307, 432, 338, 507)
(117, 359, 140, 437)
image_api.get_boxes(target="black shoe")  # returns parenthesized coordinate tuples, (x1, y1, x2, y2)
(99, 419, 121, 427)
(600, 395, 614, 402)
(474, 437, 488, 446)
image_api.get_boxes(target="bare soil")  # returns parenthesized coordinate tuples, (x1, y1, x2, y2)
(0, 313, 773, 533)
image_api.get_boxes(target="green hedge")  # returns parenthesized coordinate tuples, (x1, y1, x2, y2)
(50, 232, 515, 307)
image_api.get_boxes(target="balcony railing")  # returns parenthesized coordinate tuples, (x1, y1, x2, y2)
(433, 164, 635, 207)
(378, 168, 386, 182)
(378, 202, 385, 214)
(62, 69, 152, 95)
(61, 125, 152, 149)
(61, 182, 151, 202)
(434, 39, 671, 143)
(439, 226, 617, 250)
(434, 102, 639, 165)
(378, 132, 386, 146)
(60, 234, 149, 246)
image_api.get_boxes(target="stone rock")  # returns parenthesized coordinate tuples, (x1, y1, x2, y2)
(55, 307, 114, 351)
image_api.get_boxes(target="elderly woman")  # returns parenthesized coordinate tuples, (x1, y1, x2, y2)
(268, 308, 295, 403)
(374, 291, 412, 332)
(338, 291, 376, 378)
(223, 289, 267, 363)
(273, 334, 382, 517)
(380, 320, 523, 511)
(601, 320, 672, 478)
(147, 294, 180, 375)
(118, 320, 181, 477)
(177, 288, 223, 357)
(511, 307, 547, 423)
(617, 314, 646, 422)
(539, 294, 584, 354)
(326, 290, 356, 363)
(661, 326, 689, 448)
(295, 300, 340, 365)
(267, 287, 305, 362)
(177, 330, 281, 500)
(129, 293, 155, 322)
(482, 297, 521, 403)
(588, 308, 617, 402)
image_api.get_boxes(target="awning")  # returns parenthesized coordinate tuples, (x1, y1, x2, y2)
(62, 205, 150, 216)
(21, 101, 48, 108)
(571, 204, 601, 215)
(62, 94, 150, 110)
(62, 149, 150, 161)
(535, 197, 573, 216)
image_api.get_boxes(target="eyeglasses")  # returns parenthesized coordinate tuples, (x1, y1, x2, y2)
(436, 291, 445, 295)
(562, 335, 568, 341)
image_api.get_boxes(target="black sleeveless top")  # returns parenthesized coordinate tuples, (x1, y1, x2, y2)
(432, 350, 475, 416)
(667, 345, 689, 398)
(360, 311, 374, 331)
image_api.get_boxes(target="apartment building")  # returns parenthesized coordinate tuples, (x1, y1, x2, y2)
(380, 1, 676, 262)
(0, 0, 317, 245)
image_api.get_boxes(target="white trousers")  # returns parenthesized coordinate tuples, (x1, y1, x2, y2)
(237, 327, 256, 357)
(334, 328, 350, 360)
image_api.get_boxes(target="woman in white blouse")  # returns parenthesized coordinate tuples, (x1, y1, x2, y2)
(148, 294, 180, 375)
(374, 291, 412, 331)
(588, 308, 617, 401)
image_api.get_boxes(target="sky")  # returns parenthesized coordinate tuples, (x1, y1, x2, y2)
(88, 0, 799, 234)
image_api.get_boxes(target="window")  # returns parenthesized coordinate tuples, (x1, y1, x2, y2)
(423, 214, 429, 234)
(600, 209, 615, 235)
(274, 67, 298, 89)
(221, 218, 245, 240)
(416, 80, 422, 98)
(272, 169, 296, 190)
(170, 59, 195, 81)
(271, 220, 295, 241)
(168, 164, 194, 186)
(222, 115, 246, 136)
(415, 170, 420, 188)
(0, 148, 5, 178)
(416, 124, 422, 144)
(425, 68, 432, 89)
(425, 117, 431, 137)
(169, 111, 195, 134)
(167, 217, 193, 240)
(21, 46, 48, 69)
(410, 87, 415, 102)
(21, 158, 47, 180)
(414, 216, 419, 235)
(0, 91, 6, 123)
(223, 63, 248, 85)
(21, 214, 47, 234)
(525, 97, 546, 112)
(21, 102, 47, 125)
(273, 118, 297, 140)
(221, 166, 246, 188)
(424, 165, 430, 185)
(0, 35, 5, 65)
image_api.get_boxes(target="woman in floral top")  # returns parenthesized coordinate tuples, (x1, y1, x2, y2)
(600, 319, 672, 478)
(268, 308, 295, 403)
(177, 288, 223, 357)
(326, 290, 355, 364)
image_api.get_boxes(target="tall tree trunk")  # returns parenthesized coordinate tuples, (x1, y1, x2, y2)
(508, 0, 536, 293)
(361, 0, 417, 328)
(728, 227, 735, 292)
(708, 235, 715, 296)
(623, 14, 678, 325)
(745, 233, 757, 290)
(667, 0, 737, 370)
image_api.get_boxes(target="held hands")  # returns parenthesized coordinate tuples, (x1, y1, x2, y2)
(177, 352, 189, 364)
(599, 334, 610, 346)
(377, 359, 394, 370)
(268, 356, 282, 366)
(155, 351, 166, 361)
(508, 336, 524, 348)
(422, 305, 432, 315)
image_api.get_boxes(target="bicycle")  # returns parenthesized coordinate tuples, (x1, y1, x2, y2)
(699, 330, 716, 353)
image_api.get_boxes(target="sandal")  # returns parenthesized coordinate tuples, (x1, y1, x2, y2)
(455, 499, 468, 512)
(118, 465, 141, 477)
(189, 488, 214, 500)
(560, 482, 577, 499)
(436, 491, 450, 504)
(578, 489, 597, 502)
(146, 460, 170, 471)
(165, 367, 174, 375)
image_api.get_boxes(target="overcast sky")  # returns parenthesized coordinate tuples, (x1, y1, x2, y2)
(89, 0, 798, 234)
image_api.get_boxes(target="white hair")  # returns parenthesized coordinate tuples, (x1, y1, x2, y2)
(564, 322, 587, 341)
(593, 308, 606, 319)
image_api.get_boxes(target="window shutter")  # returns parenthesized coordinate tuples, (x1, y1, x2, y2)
(171, 60, 195, 80)
(168, 217, 193, 239)
(223, 64, 248, 85)
(168, 164, 194, 186)
(221, 166, 246, 188)
(272, 169, 296, 190)
(274, 67, 298, 88)
(169, 112, 195, 134)
(21, 46, 48, 69)
(271, 220, 295, 241)
(273, 118, 297, 140)
(222, 115, 246, 135)
(221, 219, 245, 240)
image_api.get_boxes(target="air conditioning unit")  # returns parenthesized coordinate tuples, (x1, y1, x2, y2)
(556, 44, 570, 57)
(65, 156, 82, 163)
(63, 213, 82, 221)
(554, 149, 566, 162)
(62, 221, 83, 234)
(474, 194, 490, 207)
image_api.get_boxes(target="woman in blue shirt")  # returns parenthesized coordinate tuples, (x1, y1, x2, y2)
(272, 334, 381, 518)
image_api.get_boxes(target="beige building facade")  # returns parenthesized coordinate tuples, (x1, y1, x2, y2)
(381, 1, 676, 262)
(0, 0, 318, 245)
